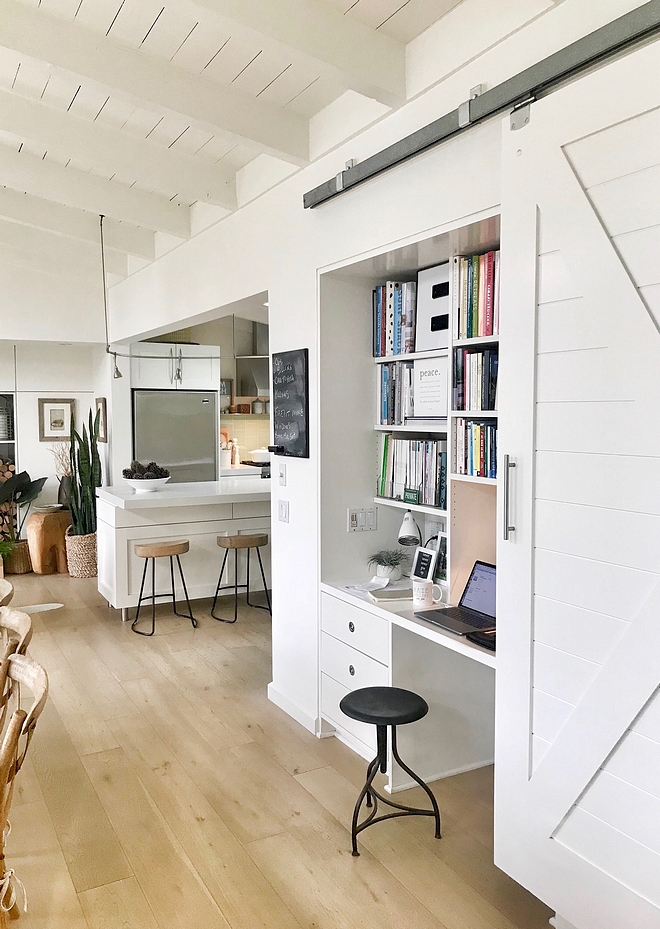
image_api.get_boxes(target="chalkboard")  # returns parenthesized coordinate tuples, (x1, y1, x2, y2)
(271, 348, 309, 458)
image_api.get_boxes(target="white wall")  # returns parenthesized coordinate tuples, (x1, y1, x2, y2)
(106, 0, 646, 735)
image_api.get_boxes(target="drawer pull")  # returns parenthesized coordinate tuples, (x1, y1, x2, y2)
(349, 664, 355, 676)
(348, 621, 355, 633)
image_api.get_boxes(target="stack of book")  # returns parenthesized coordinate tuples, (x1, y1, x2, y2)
(454, 419, 497, 478)
(452, 250, 500, 340)
(452, 347, 498, 411)
(377, 435, 447, 509)
(379, 361, 414, 425)
(373, 281, 417, 357)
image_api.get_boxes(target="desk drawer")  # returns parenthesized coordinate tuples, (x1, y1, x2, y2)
(321, 674, 377, 754)
(321, 594, 389, 665)
(321, 632, 388, 693)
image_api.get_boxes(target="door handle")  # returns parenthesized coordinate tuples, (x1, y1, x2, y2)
(503, 454, 516, 540)
(168, 348, 174, 385)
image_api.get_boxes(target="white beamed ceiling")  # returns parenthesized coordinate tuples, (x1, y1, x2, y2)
(0, 0, 462, 295)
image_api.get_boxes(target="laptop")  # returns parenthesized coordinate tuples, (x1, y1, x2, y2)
(414, 560, 496, 635)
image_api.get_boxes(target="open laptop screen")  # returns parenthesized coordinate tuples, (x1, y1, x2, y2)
(459, 561, 496, 618)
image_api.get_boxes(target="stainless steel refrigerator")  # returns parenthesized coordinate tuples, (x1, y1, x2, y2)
(132, 390, 217, 483)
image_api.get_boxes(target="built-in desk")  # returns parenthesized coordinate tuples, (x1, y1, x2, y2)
(320, 583, 496, 792)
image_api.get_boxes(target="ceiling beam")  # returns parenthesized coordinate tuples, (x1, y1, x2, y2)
(0, 90, 237, 211)
(0, 145, 190, 236)
(0, 187, 155, 258)
(0, 216, 126, 277)
(0, 0, 309, 163)
(191, 0, 405, 105)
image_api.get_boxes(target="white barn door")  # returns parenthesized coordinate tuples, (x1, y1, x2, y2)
(496, 39, 660, 929)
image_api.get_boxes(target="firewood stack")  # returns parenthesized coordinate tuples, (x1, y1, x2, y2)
(0, 458, 16, 540)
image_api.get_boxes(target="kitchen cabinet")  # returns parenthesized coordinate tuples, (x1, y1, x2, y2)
(130, 344, 220, 390)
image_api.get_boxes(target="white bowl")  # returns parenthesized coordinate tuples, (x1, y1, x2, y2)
(250, 448, 271, 463)
(124, 476, 170, 494)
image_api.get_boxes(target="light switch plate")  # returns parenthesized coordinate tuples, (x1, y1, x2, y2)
(347, 507, 377, 532)
(278, 462, 286, 487)
(278, 500, 289, 523)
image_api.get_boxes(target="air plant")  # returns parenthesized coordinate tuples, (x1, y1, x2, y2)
(366, 549, 409, 569)
(69, 409, 102, 536)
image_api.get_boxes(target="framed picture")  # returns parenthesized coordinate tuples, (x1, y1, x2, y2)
(219, 378, 234, 412)
(95, 397, 108, 443)
(38, 398, 75, 442)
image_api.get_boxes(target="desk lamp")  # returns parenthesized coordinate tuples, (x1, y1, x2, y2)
(398, 511, 422, 546)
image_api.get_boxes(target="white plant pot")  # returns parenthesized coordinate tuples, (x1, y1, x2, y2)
(376, 564, 402, 581)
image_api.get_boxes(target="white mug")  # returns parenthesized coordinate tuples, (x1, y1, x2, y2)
(412, 577, 443, 609)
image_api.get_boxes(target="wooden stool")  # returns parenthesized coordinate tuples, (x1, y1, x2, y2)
(211, 533, 271, 624)
(132, 540, 197, 637)
(340, 686, 442, 856)
(26, 510, 71, 574)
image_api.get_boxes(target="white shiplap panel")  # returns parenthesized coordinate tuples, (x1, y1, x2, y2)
(534, 642, 600, 707)
(588, 165, 660, 237)
(533, 688, 575, 743)
(534, 596, 629, 665)
(140, 5, 200, 60)
(203, 36, 265, 87)
(537, 297, 605, 354)
(231, 48, 297, 99)
(39, 0, 81, 19)
(534, 550, 658, 622)
(535, 401, 660, 458)
(537, 250, 581, 303)
(104, 0, 166, 49)
(536, 450, 660, 518)
(75, 0, 126, 34)
(580, 771, 660, 857)
(566, 106, 660, 189)
(257, 62, 324, 109)
(605, 731, 660, 800)
(641, 282, 660, 328)
(532, 734, 552, 771)
(634, 689, 660, 741)
(556, 806, 660, 908)
(535, 500, 660, 574)
(170, 25, 231, 75)
(536, 348, 626, 403)
(614, 224, 660, 289)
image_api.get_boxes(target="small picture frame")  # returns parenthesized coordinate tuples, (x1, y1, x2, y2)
(410, 546, 439, 581)
(95, 397, 108, 443)
(220, 378, 234, 412)
(38, 398, 75, 442)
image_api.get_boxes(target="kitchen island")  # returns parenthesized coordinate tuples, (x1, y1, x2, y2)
(97, 477, 271, 617)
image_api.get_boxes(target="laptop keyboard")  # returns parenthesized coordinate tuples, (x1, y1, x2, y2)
(440, 607, 495, 629)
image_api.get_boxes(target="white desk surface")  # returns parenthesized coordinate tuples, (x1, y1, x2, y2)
(98, 478, 271, 510)
(321, 582, 496, 670)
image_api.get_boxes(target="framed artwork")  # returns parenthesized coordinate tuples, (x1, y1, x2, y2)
(219, 378, 234, 412)
(38, 398, 75, 442)
(95, 397, 108, 443)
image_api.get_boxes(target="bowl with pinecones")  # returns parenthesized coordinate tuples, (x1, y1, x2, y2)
(122, 461, 171, 493)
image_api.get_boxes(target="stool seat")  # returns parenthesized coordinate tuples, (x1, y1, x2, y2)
(340, 686, 429, 727)
(134, 539, 189, 559)
(217, 533, 268, 550)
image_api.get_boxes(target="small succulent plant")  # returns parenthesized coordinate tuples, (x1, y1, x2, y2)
(366, 549, 409, 569)
(122, 461, 170, 481)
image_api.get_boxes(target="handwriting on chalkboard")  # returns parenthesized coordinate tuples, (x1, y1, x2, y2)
(272, 349, 309, 458)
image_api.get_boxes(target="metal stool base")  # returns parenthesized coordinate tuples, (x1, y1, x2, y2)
(350, 724, 441, 856)
(132, 554, 197, 636)
(211, 545, 272, 623)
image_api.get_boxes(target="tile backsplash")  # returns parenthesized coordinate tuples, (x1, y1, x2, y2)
(220, 417, 270, 461)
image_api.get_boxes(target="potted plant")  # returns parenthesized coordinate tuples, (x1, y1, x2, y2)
(0, 471, 47, 574)
(0, 539, 15, 577)
(65, 410, 102, 578)
(366, 549, 409, 582)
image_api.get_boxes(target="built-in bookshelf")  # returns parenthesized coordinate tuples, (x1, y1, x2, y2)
(0, 394, 16, 469)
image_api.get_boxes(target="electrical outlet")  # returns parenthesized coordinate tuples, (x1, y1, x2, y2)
(347, 508, 377, 532)
(278, 462, 286, 487)
(278, 499, 289, 523)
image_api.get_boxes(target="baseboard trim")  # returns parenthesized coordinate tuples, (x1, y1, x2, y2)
(389, 757, 494, 793)
(267, 683, 316, 734)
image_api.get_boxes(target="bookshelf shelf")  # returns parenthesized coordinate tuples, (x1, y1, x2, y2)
(453, 336, 499, 348)
(373, 496, 448, 518)
(373, 423, 448, 433)
(451, 474, 497, 486)
(450, 410, 498, 418)
(374, 349, 448, 364)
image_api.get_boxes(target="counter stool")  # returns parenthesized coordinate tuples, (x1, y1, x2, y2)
(340, 686, 442, 856)
(211, 533, 271, 624)
(132, 540, 197, 637)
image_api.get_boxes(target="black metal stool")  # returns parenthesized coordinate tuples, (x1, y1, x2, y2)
(211, 533, 271, 624)
(340, 686, 442, 856)
(132, 539, 197, 637)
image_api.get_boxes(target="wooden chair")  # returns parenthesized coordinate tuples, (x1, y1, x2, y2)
(0, 653, 48, 925)
(0, 583, 12, 609)
(0, 609, 31, 658)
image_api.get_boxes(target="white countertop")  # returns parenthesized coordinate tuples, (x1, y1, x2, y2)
(97, 478, 271, 510)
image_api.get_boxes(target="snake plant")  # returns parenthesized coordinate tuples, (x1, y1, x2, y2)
(69, 409, 102, 536)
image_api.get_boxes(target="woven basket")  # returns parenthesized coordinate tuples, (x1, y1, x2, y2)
(65, 527, 97, 578)
(4, 539, 32, 575)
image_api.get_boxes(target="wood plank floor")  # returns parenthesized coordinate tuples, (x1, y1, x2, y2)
(7, 573, 552, 929)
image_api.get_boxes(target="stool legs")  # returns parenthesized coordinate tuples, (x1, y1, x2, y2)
(211, 546, 272, 623)
(132, 555, 197, 636)
(349, 724, 442, 857)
